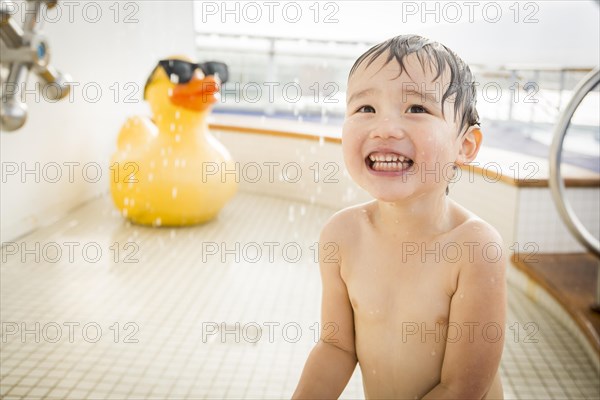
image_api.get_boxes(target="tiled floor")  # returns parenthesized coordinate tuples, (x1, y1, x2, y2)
(1, 192, 599, 399)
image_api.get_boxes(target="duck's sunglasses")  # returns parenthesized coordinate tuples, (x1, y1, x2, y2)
(144, 59, 229, 98)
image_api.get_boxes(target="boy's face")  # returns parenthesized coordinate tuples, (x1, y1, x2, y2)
(342, 52, 472, 202)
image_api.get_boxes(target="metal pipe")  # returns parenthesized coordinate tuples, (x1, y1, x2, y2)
(1, 62, 29, 130)
(549, 68, 600, 257)
(22, 0, 42, 36)
(548, 68, 600, 309)
(35, 64, 71, 100)
(0, 11, 24, 47)
(1, 0, 71, 131)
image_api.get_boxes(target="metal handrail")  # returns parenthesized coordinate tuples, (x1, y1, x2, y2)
(549, 68, 600, 257)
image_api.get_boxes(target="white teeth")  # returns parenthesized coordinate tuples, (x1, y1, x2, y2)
(368, 153, 411, 163)
(368, 152, 414, 172)
(371, 161, 411, 172)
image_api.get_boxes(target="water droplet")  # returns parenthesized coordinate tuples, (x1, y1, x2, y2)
(181, 159, 187, 168)
(121, 209, 128, 217)
(395, 219, 399, 224)
(174, 159, 180, 168)
(300, 206, 306, 216)
(154, 218, 162, 226)
(175, 134, 181, 142)
(170, 123, 176, 132)
(319, 136, 325, 146)
(288, 206, 295, 222)
(431, 350, 436, 356)
(124, 197, 129, 206)
(150, 161, 155, 169)
(148, 173, 154, 182)
(459, 293, 464, 299)
(172, 187, 178, 198)
(163, 159, 168, 167)
(175, 110, 181, 119)
(372, 369, 376, 374)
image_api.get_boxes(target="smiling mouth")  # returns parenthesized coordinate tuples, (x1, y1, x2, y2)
(365, 152, 414, 172)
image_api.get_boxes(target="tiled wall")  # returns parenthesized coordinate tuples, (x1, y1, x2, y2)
(450, 171, 519, 249)
(515, 188, 600, 253)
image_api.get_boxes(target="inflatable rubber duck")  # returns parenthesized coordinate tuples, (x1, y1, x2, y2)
(110, 56, 237, 226)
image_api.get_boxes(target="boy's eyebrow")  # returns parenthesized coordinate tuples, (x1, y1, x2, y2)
(403, 88, 440, 104)
(347, 88, 377, 105)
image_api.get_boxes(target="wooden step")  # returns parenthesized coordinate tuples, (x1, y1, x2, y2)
(511, 253, 600, 354)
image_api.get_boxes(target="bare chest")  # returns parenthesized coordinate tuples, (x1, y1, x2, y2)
(341, 236, 460, 326)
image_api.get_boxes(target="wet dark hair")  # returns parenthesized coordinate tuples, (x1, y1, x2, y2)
(349, 34, 480, 135)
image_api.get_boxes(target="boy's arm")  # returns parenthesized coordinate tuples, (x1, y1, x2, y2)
(423, 224, 507, 400)
(292, 216, 358, 399)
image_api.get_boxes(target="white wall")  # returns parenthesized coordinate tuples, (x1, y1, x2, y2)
(1, 1, 196, 242)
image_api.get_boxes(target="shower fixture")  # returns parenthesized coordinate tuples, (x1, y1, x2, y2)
(1, 0, 71, 131)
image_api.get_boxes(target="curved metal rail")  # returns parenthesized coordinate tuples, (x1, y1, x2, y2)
(549, 68, 600, 257)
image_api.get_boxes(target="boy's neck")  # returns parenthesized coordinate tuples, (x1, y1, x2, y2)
(373, 191, 453, 238)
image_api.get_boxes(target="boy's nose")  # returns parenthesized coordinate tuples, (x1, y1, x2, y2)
(368, 118, 406, 140)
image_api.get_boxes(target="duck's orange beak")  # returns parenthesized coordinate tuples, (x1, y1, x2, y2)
(171, 75, 220, 112)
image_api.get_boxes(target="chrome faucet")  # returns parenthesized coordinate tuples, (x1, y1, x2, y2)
(0, 0, 71, 131)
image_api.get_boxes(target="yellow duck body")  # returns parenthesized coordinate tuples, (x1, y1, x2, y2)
(110, 58, 237, 226)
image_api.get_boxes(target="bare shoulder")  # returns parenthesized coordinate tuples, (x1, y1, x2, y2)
(448, 201, 505, 269)
(320, 201, 374, 243)
(319, 202, 374, 268)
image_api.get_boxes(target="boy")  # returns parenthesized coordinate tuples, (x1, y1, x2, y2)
(293, 35, 506, 399)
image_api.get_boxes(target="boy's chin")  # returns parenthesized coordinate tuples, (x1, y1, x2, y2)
(363, 182, 446, 203)
(364, 186, 415, 203)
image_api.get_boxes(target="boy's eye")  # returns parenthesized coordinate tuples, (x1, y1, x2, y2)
(356, 105, 375, 113)
(407, 105, 428, 114)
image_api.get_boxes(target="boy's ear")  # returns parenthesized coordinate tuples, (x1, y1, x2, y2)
(456, 126, 482, 165)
